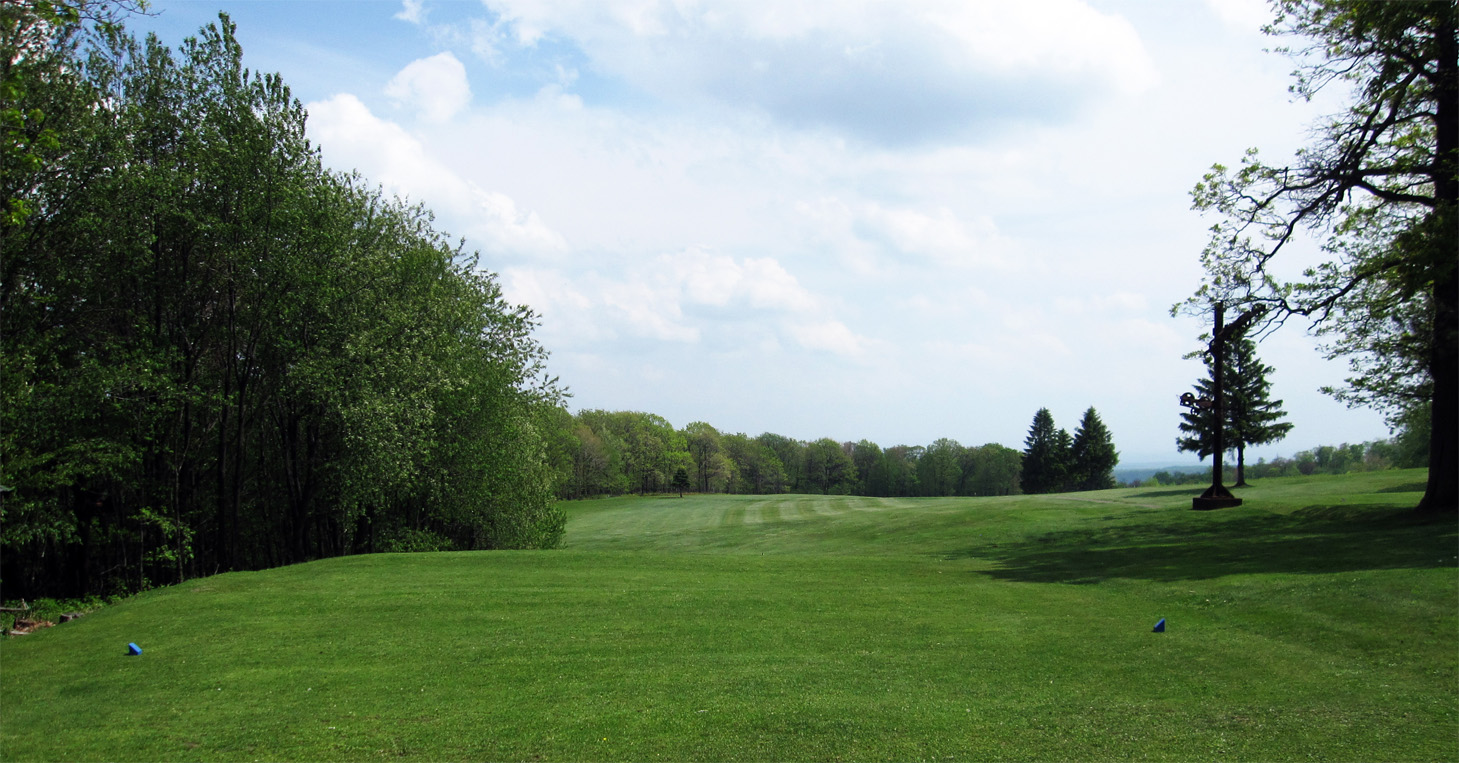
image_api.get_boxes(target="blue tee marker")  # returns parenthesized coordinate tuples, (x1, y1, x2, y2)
(1152, 618, 1166, 633)
(126, 642, 142, 656)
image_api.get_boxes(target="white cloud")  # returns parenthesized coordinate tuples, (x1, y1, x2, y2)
(787, 319, 868, 358)
(797, 197, 1018, 272)
(662, 249, 818, 312)
(305, 93, 566, 256)
(600, 279, 700, 343)
(475, 0, 1156, 144)
(395, 0, 426, 25)
(385, 52, 472, 122)
(499, 247, 863, 359)
(856, 203, 1015, 269)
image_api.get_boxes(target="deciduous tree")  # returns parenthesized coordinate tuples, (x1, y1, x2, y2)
(1186, 0, 1457, 512)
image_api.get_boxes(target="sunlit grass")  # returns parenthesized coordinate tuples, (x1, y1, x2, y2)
(2, 470, 1454, 761)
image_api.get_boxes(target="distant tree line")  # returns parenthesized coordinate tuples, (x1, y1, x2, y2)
(1134, 436, 1430, 488)
(2, 5, 565, 600)
(539, 406, 1124, 500)
(538, 409, 1027, 499)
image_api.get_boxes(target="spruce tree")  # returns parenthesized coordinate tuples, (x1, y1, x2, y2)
(1226, 338, 1294, 485)
(1071, 407, 1119, 491)
(1178, 338, 1293, 486)
(1053, 429, 1074, 492)
(1020, 408, 1060, 494)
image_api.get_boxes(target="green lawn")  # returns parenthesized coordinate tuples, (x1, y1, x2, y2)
(2, 470, 1455, 761)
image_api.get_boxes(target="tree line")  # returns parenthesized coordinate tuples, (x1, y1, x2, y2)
(537, 406, 1122, 500)
(1137, 436, 1430, 487)
(1, 4, 566, 600)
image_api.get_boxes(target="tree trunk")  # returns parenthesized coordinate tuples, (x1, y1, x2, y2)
(1420, 6, 1458, 514)
(1234, 444, 1248, 487)
(1420, 262, 1457, 513)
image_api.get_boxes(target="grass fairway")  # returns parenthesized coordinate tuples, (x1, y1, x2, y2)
(2, 470, 1455, 761)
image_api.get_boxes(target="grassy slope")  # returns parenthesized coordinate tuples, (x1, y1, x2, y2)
(1, 470, 1454, 761)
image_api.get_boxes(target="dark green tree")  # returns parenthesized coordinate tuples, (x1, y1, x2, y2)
(1226, 339, 1295, 485)
(671, 467, 690, 497)
(848, 439, 883, 495)
(756, 433, 805, 492)
(1178, 338, 1294, 485)
(1020, 408, 1063, 494)
(1070, 407, 1119, 491)
(1053, 429, 1074, 492)
(1186, 0, 1456, 512)
(963, 444, 1024, 496)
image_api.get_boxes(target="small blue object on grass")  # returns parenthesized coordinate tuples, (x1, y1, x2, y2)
(1152, 618, 1166, 633)
(127, 642, 142, 656)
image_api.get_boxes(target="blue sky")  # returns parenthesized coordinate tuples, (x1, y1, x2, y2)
(129, 0, 1391, 465)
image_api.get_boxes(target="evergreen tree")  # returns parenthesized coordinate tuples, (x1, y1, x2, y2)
(1053, 429, 1074, 492)
(1226, 338, 1294, 485)
(1070, 407, 1119, 491)
(1020, 408, 1062, 494)
(1178, 338, 1293, 485)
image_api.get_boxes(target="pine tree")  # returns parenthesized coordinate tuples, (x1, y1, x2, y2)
(671, 467, 690, 497)
(1178, 338, 1293, 486)
(1226, 339, 1294, 485)
(1053, 429, 1074, 492)
(1020, 408, 1061, 494)
(1071, 407, 1119, 491)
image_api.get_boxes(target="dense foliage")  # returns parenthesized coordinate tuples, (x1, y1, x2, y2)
(1020, 407, 1119, 494)
(542, 410, 1025, 499)
(1, 4, 564, 599)
(1186, 0, 1456, 512)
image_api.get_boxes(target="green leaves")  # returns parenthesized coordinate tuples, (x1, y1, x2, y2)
(2, 4, 566, 598)
(1183, 0, 1456, 510)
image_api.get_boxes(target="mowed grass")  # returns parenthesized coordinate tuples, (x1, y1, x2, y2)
(2, 470, 1455, 761)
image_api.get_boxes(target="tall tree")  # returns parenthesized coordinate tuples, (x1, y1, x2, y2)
(1226, 339, 1295, 485)
(1020, 408, 1063, 495)
(1178, 339, 1295, 485)
(683, 421, 722, 493)
(1, 7, 567, 598)
(918, 438, 964, 497)
(756, 433, 805, 492)
(1186, 0, 1457, 512)
(804, 438, 856, 494)
(1070, 407, 1119, 491)
(1053, 429, 1074, 492)
(849, 439, 883, 495)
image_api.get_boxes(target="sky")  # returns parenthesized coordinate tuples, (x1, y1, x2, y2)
(127, 0, 1394, 465)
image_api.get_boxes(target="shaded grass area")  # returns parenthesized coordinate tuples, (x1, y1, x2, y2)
(973, 502, 1454, 583)
(2, 470, 1455, 761)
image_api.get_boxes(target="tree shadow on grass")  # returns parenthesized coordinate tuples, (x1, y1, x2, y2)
(955, 504, 1458, 584)
(1135, 488, 1207, 499)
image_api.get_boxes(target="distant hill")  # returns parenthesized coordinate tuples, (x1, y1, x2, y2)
(1113, 464, 1207, 485)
